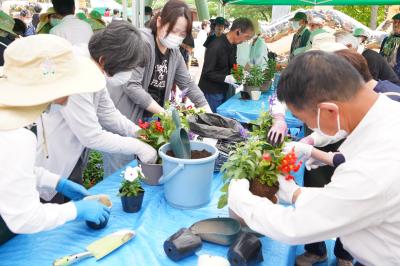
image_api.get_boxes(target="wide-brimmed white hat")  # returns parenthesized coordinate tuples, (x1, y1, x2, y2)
(309, 17, 325, 26)
(309, 32, 348, 52)
(0, 34, 105, 130)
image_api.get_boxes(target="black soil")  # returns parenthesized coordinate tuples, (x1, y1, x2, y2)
(166, 149, 212, 159)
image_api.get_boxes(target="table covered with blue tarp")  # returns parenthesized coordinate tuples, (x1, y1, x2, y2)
(0, 161, 309, 266)
(217, 92, 304, 139)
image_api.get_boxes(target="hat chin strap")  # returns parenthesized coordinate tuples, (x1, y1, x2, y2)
(0, 41, 8, 48)
(40, 115, 49, 159)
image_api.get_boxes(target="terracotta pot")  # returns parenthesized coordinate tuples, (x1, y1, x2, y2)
(139, 160, 163, 186)
(260, 80, 272, 92)
(249, 179, 278, 204)
(121, 191, 144, 213)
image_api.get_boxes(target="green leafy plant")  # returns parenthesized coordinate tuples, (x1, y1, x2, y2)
(83, 150, 104, 189)
(119, 166, 144, 197)
(263, 58, 277, 81)
(231, 64, 244, 84)
(137, 101, 204, 151)
(244, 65, 266, 87)
(218, 111, 301, 208)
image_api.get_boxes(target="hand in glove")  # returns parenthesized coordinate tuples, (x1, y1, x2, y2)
(134, 139, 157, 164)
(267, 117, 287, 146)
(283, 141, 313, 161)
(305, 157, 326, 171)
(74, 200, 110, 224)
(276, 174, 300, 204)
(56, 178, 90, 201)
(224, 75, 238, 86)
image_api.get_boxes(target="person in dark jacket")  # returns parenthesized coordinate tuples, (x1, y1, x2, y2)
(203, 16, 225, 48)
(0, 11, 16, 66)
(380, 13, 400, 78)
(198, 18, 254, 112)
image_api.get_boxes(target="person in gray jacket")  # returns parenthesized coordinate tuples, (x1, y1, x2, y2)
(104, 0, 211, 175)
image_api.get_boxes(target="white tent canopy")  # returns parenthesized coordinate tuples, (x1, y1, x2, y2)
(90, 0, 122, 9)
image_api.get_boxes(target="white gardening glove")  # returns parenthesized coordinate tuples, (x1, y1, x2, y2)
(133, 139, 157, 164)
(276, 174, 300, 204)
(309, 131, 345, 147)
(267, 116, 287, 146)
(305, 157, 326, 171)
(283, 141, 313, 161)
(299, 135, 314, 145)
(224, 75, 238, 86)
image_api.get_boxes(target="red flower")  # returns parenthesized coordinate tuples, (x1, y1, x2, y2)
(155, 121, 164, 133)
(233, 64, 238, 71)
(285, 175, 295, 181)
(187, 105, 193, 110)
(138, 119, 150, 130)
(262, 152, 272, 161)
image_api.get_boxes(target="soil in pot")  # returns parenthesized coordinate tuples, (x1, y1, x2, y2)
(121, 191, 144, 213)
(249, 179, 278, 204)
(166, 149, 212, 159)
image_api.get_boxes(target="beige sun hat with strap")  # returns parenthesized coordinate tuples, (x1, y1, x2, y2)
(0, 34, 105, 130)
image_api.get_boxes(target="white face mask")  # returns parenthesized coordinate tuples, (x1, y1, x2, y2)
(106, 70, 132, 87)
(160, 33, 184, 49)
(45, 103, 65, 114)
(292, 21, 300, 30)
(144, 15, 151, 23)
(311, 105, 348, 143)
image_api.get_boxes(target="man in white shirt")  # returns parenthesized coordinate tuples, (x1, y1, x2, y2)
(50, 0, 93, 45)
(0, 35, 110, 245)
(228, 51, 400, 265)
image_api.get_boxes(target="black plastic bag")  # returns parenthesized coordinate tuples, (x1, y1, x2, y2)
(188, 113, 245, 142)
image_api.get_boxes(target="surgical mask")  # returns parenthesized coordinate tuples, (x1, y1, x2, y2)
(311, 105, 348, 143)
(160, 33, 184, 49)
(50, 18, 61, 27)
(45, 103, 65, 114)
(292, 21, 300, 30)
(106, 70, 132, 87)
(144, 15, 151, 23)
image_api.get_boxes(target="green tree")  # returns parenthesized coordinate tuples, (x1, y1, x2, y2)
(334, 5, 387, 28)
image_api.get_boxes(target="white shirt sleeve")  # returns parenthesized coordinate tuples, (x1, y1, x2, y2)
(60, 92, 147, 155)
(34, 166, 62, 190)
(0, 129, 76, 234)
(228, 160, 384, 245)
(96, 89, 140, 137)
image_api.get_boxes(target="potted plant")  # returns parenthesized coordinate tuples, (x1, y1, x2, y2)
(243, 65, 265, 93)
(261, 57, 277, 92)
(217, 111, 302, 219)
(231, 64, 244, 84)
(119, 165, 145, 213)
(137, 102, 203, 185)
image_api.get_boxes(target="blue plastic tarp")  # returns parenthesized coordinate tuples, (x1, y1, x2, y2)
(0, 161, 305, 266)
(217, 92, 304, 139)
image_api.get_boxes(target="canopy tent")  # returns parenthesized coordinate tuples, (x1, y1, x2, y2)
(90, 0, 122, 10)
(223, 0, 400, 5)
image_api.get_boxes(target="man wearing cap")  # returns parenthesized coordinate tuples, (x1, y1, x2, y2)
(380, 13, 400, 78)
(0, 35, 110, 245)
(0, 11, 16, 66)
(87, 10, 106, 32)
(199, 18, 254, 112)
(36, 7, 62, 34)
(50, 0, 93, 45)
(289, 12, 311, 59)
(203, 16, 225, 48)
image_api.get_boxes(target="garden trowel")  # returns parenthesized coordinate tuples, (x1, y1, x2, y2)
(170, 109, 191, 159)
(53, 229, 135, 266)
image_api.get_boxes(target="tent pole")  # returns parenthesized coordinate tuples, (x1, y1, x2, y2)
(195, 0, 210, 21)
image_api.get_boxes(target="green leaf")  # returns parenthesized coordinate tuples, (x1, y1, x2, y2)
(218, 193, 228, 209)
(220, 182, 230, 192)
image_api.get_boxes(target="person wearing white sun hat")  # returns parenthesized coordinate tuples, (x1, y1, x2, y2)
(0, 34, 110, 245)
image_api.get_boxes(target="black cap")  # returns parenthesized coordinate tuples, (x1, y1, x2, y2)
(215, 16, 225, 25)
(145, 6, 152, 14)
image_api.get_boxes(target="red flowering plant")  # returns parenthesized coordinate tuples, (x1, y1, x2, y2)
(231, 64, 244, 84)
(218, 111, 302, 208)
(137, 101, 205, 151)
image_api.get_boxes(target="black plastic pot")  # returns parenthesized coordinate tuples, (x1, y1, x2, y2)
(228, 232, 263, 266)
(163, 228, 202, 261)
(120, 191, 144, 213)
(86, 218, 109, 230)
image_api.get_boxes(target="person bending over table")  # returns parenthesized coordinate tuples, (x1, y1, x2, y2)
(0, 35, 110, 246)
(104, 0, 212, 175)
(228, 51, 400, 266)
(36, 21, 157, 203)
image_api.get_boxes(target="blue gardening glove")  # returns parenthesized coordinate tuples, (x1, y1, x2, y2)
(74, 200, 110, 224)
(56, 178, 90, 201)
